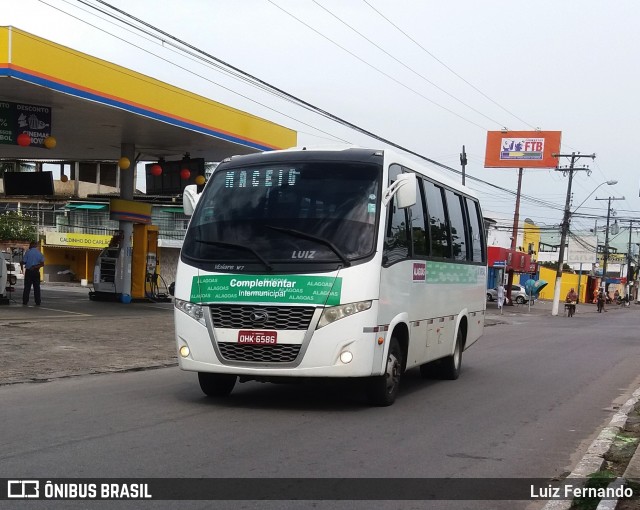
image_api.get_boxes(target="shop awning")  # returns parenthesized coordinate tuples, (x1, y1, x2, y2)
(161, 207, 184, 214)
(66, 204, 108, 210)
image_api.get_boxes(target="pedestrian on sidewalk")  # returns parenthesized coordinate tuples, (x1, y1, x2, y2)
(22, 240, 44, 306)
(597, 288, 606, 313)
(497, 283, 505, 314)
(565, 288, 577, 317)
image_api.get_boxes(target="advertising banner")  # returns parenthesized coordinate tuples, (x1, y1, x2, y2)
(485, 131, 561, 168)
(0, 101, 52, 147)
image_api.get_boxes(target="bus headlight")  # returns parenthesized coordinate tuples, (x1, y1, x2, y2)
(175, 298, 205, 323)
(317, 300, 372, 329)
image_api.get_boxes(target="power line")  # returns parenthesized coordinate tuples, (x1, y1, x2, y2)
(265, 0, 489, 130)
(360, 0, 536, 130)
(310, 0, 506, 126)
(39, 0, 353, 145)
(39, 0, 582, 227)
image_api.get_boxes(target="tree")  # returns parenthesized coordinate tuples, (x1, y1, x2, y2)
(0, 211, 37, 241)
(539, 260, 573, 272)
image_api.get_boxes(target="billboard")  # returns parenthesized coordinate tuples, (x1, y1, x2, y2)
(566, 236, 597, 264)
(485, 131, 561, 168)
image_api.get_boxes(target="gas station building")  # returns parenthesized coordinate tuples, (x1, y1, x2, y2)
(0, 26, 296, 299)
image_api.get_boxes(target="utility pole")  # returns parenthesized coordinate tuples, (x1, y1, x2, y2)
(627, 220, 634, 298)
(551, 152, 596, 316)
(506, 167, 523, 305)
(460, 145, 467, 186)
(595, 195, 624, 291)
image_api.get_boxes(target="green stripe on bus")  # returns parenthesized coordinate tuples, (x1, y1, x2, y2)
(190, 275, 342, 305)
(426, 262, 482, 284)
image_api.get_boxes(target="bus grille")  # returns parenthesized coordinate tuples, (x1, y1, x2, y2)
(209, 305, 315, 330)
(218, 343, 301, 363)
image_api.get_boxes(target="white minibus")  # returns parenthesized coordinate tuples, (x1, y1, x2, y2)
(174, 147, 486, 405)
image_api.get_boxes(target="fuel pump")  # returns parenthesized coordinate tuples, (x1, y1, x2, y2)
(131, 224, 168, 301)
(90, 225, 168, 302)
(90, 230, 126, 300)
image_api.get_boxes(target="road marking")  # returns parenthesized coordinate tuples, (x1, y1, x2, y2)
(9, 305, 92, 317)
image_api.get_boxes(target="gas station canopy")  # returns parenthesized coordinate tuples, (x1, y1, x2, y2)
(0, 26, 296, 163)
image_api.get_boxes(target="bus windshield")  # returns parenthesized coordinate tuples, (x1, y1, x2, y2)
(182, 160, 381, 270)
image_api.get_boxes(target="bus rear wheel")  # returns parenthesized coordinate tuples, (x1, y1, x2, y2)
(366, 337, 403, 406)
(439, 328, 463, 380)
(198, 372, 237, 397)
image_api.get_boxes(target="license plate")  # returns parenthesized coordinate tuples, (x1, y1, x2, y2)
(238, 330, 278, 345)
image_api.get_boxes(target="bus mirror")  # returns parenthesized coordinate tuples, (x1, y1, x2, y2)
(183, 185, 200, 216)
(382, 172, 416, 208)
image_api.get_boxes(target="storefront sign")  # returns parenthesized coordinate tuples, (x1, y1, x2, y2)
(46, 232, 112, 248)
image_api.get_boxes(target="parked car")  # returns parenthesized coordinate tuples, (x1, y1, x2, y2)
(486, 284, 529, 304)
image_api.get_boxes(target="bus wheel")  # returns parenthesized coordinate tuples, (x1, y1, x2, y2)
(198, 372, 237, 397)
(366, 337, 403, 406)
(439, 328, 463, 380)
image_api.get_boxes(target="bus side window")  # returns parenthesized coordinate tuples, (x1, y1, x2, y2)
(410, 179, 429, 258)
(444, 189, 468, 261)
(465, 197, 485, 263)
(383, 196, 409, 265)
(423, 180, 450, 258)
(383, 164, 409, 265)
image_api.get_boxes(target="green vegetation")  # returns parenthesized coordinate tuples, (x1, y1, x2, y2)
(0, 211, 36, 241)
(570, 470, 616, 510)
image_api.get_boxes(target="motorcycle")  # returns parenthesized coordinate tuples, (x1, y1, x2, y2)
(616, 295, 630, 307)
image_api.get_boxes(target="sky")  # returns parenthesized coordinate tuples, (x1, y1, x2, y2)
(5, 0, 640, 250)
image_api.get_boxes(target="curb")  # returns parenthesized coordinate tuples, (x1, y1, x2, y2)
(542, 386, 640, 510)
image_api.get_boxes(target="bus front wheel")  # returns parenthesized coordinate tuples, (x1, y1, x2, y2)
(366, 337, 403, 406)
(198, 372, 237, 397)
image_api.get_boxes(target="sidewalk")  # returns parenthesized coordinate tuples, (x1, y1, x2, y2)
(485, 298, 630, 325)
(0, 288, 177, 385)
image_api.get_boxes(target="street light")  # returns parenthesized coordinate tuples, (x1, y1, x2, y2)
(551, 179, 617, 316)
(573, 180, 618, 212)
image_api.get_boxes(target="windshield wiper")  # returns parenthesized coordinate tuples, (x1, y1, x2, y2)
(264, 225, 351, 267)
(194, 239, 272, 271)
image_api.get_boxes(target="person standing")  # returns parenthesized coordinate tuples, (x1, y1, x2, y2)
(565, 288, 578, 317)
(497, 283, 505, 314)
(22, 240, 44, 306)
(597, 288, 606, 313)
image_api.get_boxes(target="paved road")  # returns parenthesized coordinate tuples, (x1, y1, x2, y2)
(1, 285, 639, 509)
